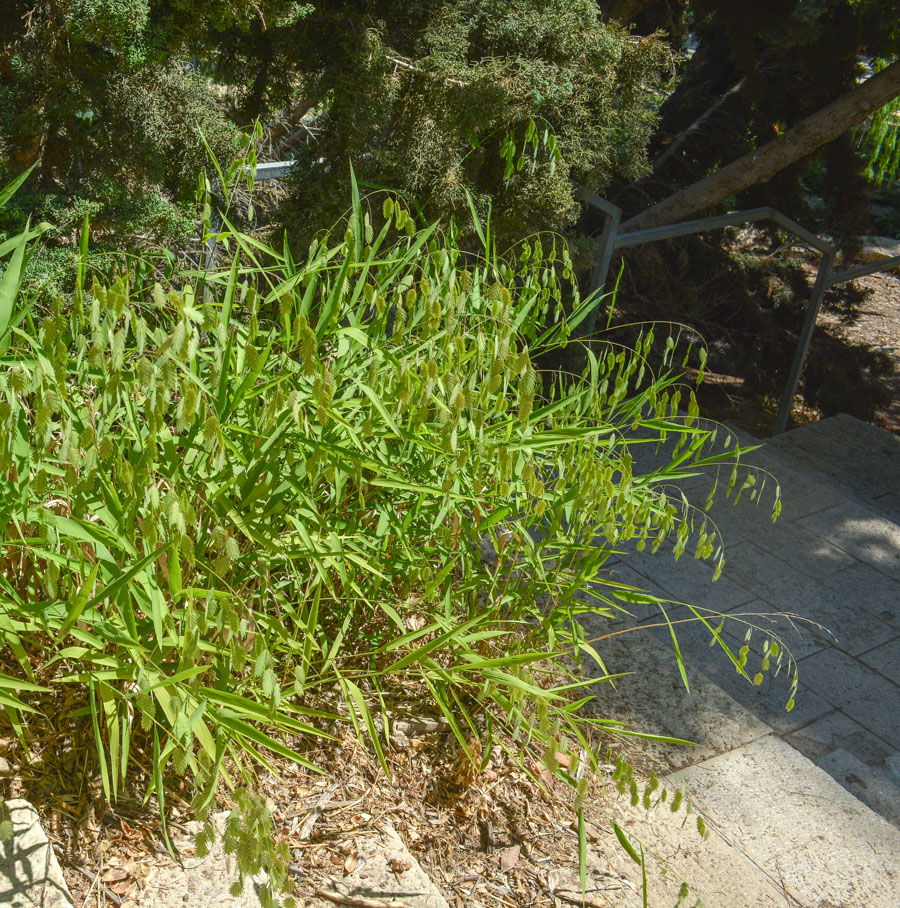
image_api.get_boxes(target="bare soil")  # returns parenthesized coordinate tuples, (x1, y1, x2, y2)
(818, 268, 900, 433)
(691, 261, 900, 437)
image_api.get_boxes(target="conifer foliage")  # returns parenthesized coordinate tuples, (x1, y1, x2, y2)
(0, 1, 670, 253)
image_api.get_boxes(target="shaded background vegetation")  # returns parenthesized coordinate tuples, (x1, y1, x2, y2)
(1, 0, 899, 426)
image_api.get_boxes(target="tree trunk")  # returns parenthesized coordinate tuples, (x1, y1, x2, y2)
(652, 79, 745, 173)
(621, 59, 900, 232)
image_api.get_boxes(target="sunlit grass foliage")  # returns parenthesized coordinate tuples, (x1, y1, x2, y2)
(0, 167, 780, 904)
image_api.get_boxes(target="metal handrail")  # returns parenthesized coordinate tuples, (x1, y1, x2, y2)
(580, 191, 898, 434)
(828, 255, 900, 287)
(253, 161, 298, 180)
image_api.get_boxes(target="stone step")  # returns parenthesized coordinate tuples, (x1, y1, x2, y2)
(603, 413, 900, 831)
(578, 630, 900, 906)
(766, 414, 900, 520)
(575, 414, 900, 904)
(815, 748, 900, 828)
(558, 792, 793, 908)
(667, 734, 900, 907)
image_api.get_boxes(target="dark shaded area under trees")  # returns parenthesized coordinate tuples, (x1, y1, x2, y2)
(599, 0, 900, 427)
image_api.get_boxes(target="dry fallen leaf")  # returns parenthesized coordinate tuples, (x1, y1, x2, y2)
(388, 856, 411, 874)
(344, 851, 360, 874)
(404, 614, 426, 631)
(571, 817, 602, 842)
(536, 766, 555, 789)
(101, 867, 129, 882)
(499, 845, 520, 872)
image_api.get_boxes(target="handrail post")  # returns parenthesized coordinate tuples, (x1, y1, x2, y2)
(588, 208, 620, 334)
(774, 251, 834, 435)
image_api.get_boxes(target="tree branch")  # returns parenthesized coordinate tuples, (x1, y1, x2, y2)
(652, 79, 745, 173)
(622, 59, 900, 232)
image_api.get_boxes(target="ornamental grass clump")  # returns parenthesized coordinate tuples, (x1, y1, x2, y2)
(0, 169, 780, 904)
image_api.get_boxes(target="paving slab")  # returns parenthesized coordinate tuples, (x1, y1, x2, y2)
(643, 601, 832, 735)
(722, 541, 896, 657)
(768, 414, 900, 504)
(797, 647, 900, 745)
(736, 518, 856, 579)
(667, 734, 900, 907)
(888, 753, 900, 786)
(0, 800, 73, 908)
(798, 502, 900, 580)
(616, 544, 757, 612)
(556, 790, 791, 907)
(584, 562, 672, 625)
(816, 748, 900, 828)
(582, 414, 900, 898)
(685, 450, 845, 524)
(305, 823, 449, 908)
(579, 630, 770, 771)
(860, 638, 900, 685)
(748, 458, 846, 521)
(872, 490, 900, 523)
(785, 709, 898, 772)
(824, 561, 900, 631)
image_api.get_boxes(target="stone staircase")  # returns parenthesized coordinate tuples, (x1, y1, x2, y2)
(579, 414, 900, 906)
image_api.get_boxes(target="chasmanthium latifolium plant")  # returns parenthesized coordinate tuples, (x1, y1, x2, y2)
(0, 173, 786, 904)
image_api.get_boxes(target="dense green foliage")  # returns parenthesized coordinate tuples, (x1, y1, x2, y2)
(2, 1, 896, 433)
(3, 1, 897, 249)
(273, 1, 670, 248)
(0, 1, 671, 254)
(613, 0, 900, 238)
(0, 2, 240, 241)
(0, 166, 783, 901)
(1, 0, 889, 895)
(857, 58, 900, 186)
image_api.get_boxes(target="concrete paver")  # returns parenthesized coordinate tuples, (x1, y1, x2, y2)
(619, 601, 833, 735)
(797, 647, 900, 744)
(872, 490, 900, 522)
(617, 543, 757, 612)
(667, 734, 900, 907)
(736, 518, 857, 578)
(785, 709, 898, 769)
(798, 502, 900, 579)
(816, 748, 900, 828)
(580, 632, 771, 771)
(584, 562, 671, 624)
(682, 455, 843, 525)
(824, 560, 900, 631)
(767, 413, 900, 503)
(582, 415, 900, 908)
(860, 637, 900, 685)
(721, 540, 897, 657)
(575, 791, 792, 907)
(598, 415, 900, 826)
